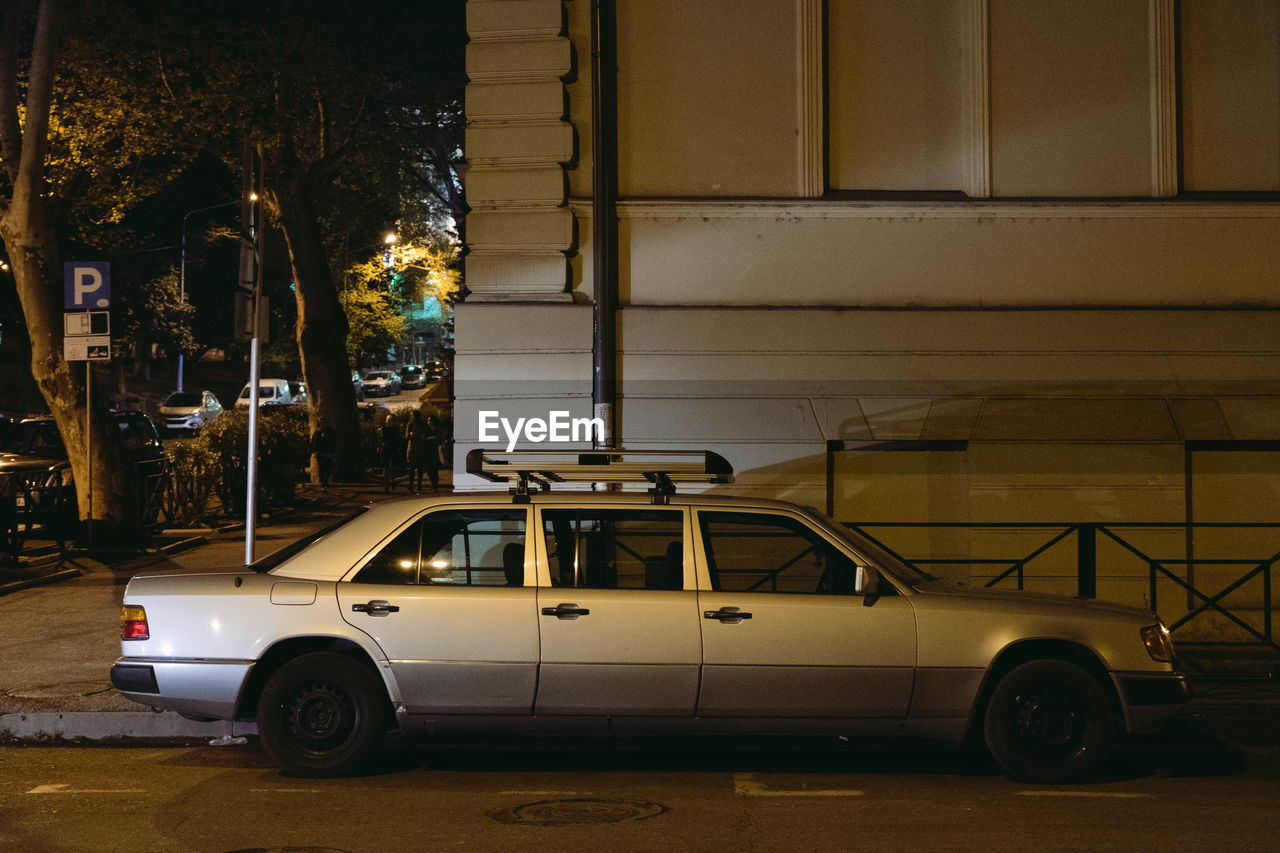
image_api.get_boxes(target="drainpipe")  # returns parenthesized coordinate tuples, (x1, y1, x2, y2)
(591, 0, 618, 449)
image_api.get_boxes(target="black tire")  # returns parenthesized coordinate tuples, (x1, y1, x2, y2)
(257, 652, 388, 777)
(983, 659, 1114, 784)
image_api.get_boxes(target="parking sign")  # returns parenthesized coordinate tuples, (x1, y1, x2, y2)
(64, 261, 111, 309)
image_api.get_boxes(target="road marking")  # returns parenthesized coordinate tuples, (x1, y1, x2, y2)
(1016, 791, 1155, 799)
(733, 773, 865, 798)
(27, 784, 146, 795)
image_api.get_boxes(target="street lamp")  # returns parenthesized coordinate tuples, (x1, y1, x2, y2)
(179, 200, 239, 392)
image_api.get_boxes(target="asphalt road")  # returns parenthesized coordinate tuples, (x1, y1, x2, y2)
(2, 733, 1277, 852)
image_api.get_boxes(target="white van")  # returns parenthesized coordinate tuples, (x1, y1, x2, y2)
(235, 378, 292, 408)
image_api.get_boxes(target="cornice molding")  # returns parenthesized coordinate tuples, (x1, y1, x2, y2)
(566, 198, 1280, 221)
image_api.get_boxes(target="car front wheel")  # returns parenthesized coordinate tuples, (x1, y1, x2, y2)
(257, 652, 388, 777)
(983, 659, 1114, 784)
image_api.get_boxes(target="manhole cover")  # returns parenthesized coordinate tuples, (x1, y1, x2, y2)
(489, 798, 667, 826)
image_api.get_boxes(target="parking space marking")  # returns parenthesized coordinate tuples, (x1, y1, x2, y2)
(733, 773, 865, 798)
(1016, 791, 1155, 799)
(27, 784, 146, 795)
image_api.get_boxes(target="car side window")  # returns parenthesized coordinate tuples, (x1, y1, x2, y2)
(353, 509, 526, 586)
(541, 508, 684, 591)
(699, 510, 881, 596)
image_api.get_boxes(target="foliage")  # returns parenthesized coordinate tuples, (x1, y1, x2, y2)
(161, 439, 217, 527)
(340, 238, 459, 366)
(193, 406, 310, 510)
(117, 266, 197, 359)
(339, 276, 408, 367)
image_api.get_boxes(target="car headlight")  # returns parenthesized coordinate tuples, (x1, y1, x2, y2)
(1140, 622, 1175, 663)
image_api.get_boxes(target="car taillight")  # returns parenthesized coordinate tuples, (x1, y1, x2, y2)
(121, 605, 150, 641)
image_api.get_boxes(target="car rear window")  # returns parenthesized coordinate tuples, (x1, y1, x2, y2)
(252, 509, 369, 573)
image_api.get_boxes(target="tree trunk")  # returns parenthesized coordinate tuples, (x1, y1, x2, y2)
(270, 177, 364, 483)
(0, 0, 142, 545)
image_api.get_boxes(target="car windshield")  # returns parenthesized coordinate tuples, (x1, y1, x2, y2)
(163, 393, 202, 407)
(0, 421, 64, 455)
(367, 372, 389, 380)
(402, 367, 421, 376)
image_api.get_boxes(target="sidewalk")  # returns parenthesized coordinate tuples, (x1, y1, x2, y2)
(1, 476, 1277, 750)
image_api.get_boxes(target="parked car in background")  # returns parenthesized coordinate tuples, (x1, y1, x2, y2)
(362, 370, 400, 397)
(235, 379, 293, 408)
(352, 371, 365, 402)
(158, 390, 223, 436)
(288, 380, 308, 406)
(399, 364, 426, 390)
(111, 449, 1189, 782)
(1, 412, 165, 524)
(424, 360, 447, 381)
(357, 401, 389, 426)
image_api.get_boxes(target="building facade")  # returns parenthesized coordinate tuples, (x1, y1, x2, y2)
(459, 0, 1280, 636)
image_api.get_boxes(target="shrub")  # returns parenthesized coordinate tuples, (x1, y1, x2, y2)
(192, 406, 310, 511)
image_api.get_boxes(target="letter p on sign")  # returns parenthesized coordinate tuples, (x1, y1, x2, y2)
(64, 261, 111, 309)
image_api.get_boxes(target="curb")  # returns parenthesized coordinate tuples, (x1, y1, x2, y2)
(0, 711, 258, 742)
(0, 566, 82, 597)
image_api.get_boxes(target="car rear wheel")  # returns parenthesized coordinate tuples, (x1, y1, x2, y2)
(983, 659, 1114, 784)
(257, 652, 387, 777)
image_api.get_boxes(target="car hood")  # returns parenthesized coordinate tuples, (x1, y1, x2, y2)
(159, 406, 201, 415)
(0, 451, 66, 472)
(913, 578, 1157, 620)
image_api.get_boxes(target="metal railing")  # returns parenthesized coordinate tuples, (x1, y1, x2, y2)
(844, 521, 1279, 656)
(2, 461, 172, 563)
(1, 479, 76, 562)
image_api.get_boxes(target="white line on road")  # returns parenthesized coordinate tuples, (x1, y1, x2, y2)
(27, 784, 146, 795)
(733, 773, 865, 798)
(1016, 791, 1155, 799)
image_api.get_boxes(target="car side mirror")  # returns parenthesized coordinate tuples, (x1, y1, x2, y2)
(855, 565, 879, 597)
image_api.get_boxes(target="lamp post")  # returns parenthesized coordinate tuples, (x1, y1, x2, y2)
(178, 200, 239, 392)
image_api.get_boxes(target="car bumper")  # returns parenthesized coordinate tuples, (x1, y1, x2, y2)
(161, 419, 200, 432)
(111, 658, 253, 720)
(1112, 670, 1193, 732)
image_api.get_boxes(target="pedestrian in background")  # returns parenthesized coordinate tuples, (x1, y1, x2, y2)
(379, 418, 403, 493)
(404, 409, 440, 494)
(309, 416, 337, 492)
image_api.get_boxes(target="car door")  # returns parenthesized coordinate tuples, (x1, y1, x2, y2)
(338, 506, 538, 714)
(694, 508, 917, 719)
(533, 505, 701, 716)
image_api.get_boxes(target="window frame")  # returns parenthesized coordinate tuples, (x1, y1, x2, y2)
(692, 507, 886, 597)
(344, 505, 532, 588)
(533, 504, 693, 592)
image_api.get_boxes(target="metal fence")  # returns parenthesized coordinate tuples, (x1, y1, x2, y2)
(1, 462, 170, 563)
(843, 520, 1279, 656)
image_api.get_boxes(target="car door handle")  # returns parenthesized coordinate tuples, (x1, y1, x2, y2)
(541, 603, 590, 619)
(352, 600, 399, 616)
(704, 606, 752, 623)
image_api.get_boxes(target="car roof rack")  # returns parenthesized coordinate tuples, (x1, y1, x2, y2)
(465, 448, 734, 504)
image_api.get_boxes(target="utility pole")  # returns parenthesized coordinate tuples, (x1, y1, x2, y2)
(591, 0, 619, 451)
(240, 140, 265, 565)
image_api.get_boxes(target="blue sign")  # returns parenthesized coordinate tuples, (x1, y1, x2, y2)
(64, 261, 111, 309)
